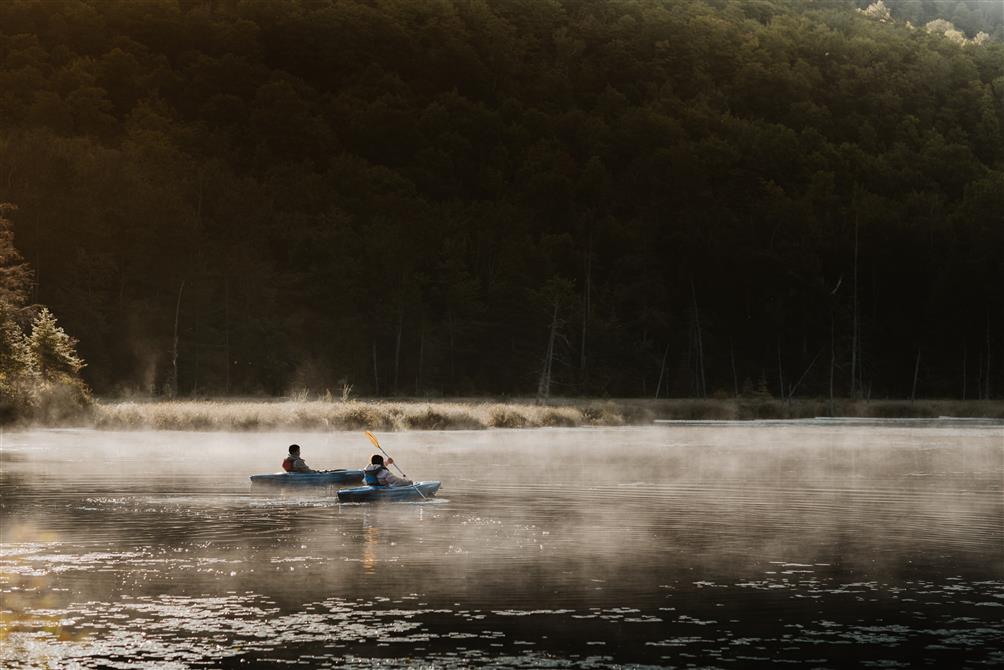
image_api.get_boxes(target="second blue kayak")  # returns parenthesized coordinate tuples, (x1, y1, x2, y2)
(336, 481, 442, 502)
(249, 470, 364, 488)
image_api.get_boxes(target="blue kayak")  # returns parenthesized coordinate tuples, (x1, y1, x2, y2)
(336, 481, 442, 503)
(249, 470, 364, 488)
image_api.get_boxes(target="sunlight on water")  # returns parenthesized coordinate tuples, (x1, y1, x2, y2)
(1, 424, 1002, 667)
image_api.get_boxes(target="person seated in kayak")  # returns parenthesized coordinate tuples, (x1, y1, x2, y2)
(282, 444, 315, 473)
(363, 454, 412, 487)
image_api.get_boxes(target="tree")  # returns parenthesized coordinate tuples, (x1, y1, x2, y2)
(0, 204, 34, 420)
(0, 302, 33, 419)
(0, 203, 31, 308)
(28, 307, 85, 383)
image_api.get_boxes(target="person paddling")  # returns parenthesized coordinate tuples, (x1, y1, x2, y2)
(282, 444, 315, 473)
(363, 454, 412, 487)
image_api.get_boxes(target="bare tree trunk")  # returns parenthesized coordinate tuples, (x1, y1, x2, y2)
(537, 301, 559, 403)
(393, 311, 403, 396)
(192, 307, 199, 396)
(730, 339, 739, 398)
(448, 312, 455, 392)
(169, 279, 185, 398)
(687, 326, 696, 395)
(655, 342, 669, 399)
(224, 276, 231, 395)
(415, 327, 424, 396)
(850, 199, 859, 398)
(580, 242, 591, 389)
(788, 351, 821, 401)
(986, 313, 992, 400)
(977, 353, 985, 401)
(32, 214, 40, 304)
(690, 278, 706, 398)
(829, 312, 835, 416)
(911, 348, 921, 402)
(962, 341, 967, 401)
(372, 341, 380, 396)
(776, 340, 785, 401)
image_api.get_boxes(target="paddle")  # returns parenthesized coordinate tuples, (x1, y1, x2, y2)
(364, 430, 426, 500)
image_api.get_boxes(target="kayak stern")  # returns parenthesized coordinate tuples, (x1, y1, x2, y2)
(336, 480, 442, 503)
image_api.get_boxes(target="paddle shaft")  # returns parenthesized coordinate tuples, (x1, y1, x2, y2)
(365, 431, 426, 499)
(375, 443, 409, 479)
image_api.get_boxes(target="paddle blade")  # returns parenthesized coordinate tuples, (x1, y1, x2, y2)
(365, 431, 381, 449)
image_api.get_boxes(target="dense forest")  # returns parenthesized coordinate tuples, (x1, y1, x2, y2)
(0, 0, 1001, 400)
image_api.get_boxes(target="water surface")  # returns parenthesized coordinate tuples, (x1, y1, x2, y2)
(1, 423, 1002, 668)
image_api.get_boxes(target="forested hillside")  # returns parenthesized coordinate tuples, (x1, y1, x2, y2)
(878, 0, 1004, 40)
(0, 0, 1001, 399)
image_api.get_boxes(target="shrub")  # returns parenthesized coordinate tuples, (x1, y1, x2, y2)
(580, 405, 624, 425)
(868, 401, 935, 418)
(737, 400, 784, 420)
(336, 404, 395, 430)
(232, 413, 262, 431)
(488, 407, 528, 428)
(670, 400, 736, 420)
(405, 408, 450, 430)
(539, 408, 581, 427)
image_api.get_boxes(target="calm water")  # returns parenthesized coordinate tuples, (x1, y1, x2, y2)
(1, 423, 1002, 668)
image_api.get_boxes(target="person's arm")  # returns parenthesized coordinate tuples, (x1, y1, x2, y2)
(380, 469, 412, 487)
(292, 457, 313, 473)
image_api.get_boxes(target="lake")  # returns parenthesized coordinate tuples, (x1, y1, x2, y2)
(1, 422, 1002, 668)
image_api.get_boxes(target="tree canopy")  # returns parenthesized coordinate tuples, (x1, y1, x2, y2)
(0, 0, 1001, 399)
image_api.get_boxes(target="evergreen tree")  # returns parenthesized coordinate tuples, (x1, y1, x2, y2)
(0, 302, 33, 416)
(0, 204, 34, 419)
(28, 307, 85, 383)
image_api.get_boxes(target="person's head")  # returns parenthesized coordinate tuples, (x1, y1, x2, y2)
(289, 444, 301, 455)
(370, 454, 384, 466)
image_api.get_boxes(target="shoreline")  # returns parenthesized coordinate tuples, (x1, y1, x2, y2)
(5, 397, 1002, 432)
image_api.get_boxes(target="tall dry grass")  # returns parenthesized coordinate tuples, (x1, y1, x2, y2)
(91, 399, 611, 432)
(83, 397, 1004, 431)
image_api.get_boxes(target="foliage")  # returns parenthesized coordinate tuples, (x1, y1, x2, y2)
(0, 0, 1001, 400)
(0, 207, 90, 422)
(28, 307, 85, 380)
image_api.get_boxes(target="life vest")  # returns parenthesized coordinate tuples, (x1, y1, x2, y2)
(282, 456, 296, 472)
(364, 466, 387, 486)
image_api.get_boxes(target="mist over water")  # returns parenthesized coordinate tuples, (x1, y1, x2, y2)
(1, 423, 1002, 668)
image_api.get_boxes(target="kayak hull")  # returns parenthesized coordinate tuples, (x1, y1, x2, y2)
(249, 470, 364, 488)
(336, 481, 442, 503)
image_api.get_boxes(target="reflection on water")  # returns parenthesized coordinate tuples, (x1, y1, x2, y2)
(1, 424, 1002, 668)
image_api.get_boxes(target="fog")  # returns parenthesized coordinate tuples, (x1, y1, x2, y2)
(1, 423, 1002, 667)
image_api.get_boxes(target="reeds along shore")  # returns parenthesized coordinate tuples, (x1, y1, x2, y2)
(71, 398, 1004, 431)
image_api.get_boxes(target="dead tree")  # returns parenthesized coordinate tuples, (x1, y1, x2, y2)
(730, 339, 739, 398)
(580, 243, 592, 389)
(776, 340, 785, 400)
(787, 351, 821, 401)
(537, 301, 560, 403)
(415, 326, 424, 396)
(850, 198, 860, 397)
(224, 276, 231, 395)
(393, 310, 403, 395)
(986, 313, 992, 400)
(655, 343, 669, 399)
(690, 279, 706, 397)
(961, 341, 967, 401)
(170, 279, 185, 398)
